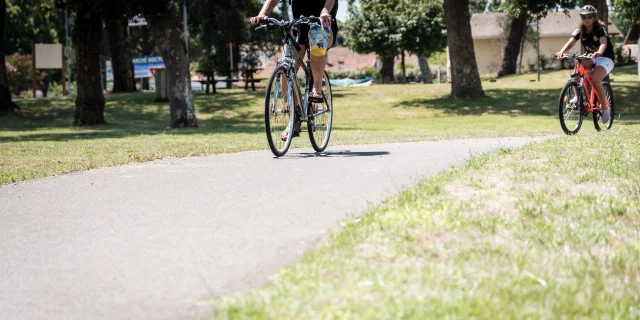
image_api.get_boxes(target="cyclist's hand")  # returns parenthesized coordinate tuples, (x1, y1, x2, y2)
(320, 10, 332, 28)
(592, 52, 603, 58)
(555, 52, 564, 60)
(249, 15, 265, 25)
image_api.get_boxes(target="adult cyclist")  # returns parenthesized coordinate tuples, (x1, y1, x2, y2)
(555, 5, 614, 123)
(250, 0, 338, 103)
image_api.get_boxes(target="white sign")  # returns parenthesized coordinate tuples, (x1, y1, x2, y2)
(128, 15, 147, 27)
(35, 44, 63, 69)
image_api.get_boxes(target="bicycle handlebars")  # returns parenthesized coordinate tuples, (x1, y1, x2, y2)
(255, 16, 322, 52)
(561, 53, 593, 61)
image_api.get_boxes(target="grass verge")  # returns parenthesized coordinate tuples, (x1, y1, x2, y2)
(211, 125, 640, 319)
(1, 65, 639, 185)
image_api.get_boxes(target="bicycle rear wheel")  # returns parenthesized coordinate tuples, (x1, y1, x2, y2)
(593, 83, 614, 131)
(308, 71, 333, 152)
(558, 82, 583, 135)
(265, 66, 294, 157)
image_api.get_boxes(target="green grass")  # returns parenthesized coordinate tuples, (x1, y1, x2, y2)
(210, 125, 640, 319)
(1, 65, 639, 185)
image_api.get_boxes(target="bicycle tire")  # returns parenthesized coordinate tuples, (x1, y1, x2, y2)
(558, 82, 583, 135)
(308, 71, 333, 152)
(593, 83, 614, 131)
(265, 66, 295, 157)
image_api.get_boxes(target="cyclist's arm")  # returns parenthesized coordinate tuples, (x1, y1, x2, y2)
(322, 0, 336, 14)
(557, 38, 578, 57)
(596, 36, 607, 55)
(258, 0, 279, 17)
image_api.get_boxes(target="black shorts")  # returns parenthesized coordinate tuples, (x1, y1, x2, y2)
(292, 4, 339, 47)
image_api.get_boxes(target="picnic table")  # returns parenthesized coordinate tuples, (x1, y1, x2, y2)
(198, 68, 265, 94)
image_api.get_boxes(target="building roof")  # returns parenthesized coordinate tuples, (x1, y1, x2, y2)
(471, 10, 621, 40)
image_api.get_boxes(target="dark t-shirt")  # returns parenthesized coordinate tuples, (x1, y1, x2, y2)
(571, 26, 614, 60)
(291, 0, 338, 18)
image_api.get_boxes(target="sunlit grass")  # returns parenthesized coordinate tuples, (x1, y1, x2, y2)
(210, 125, 640, 319)
(1, 65, 638, 185)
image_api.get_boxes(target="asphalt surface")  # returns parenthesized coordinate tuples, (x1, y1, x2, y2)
(0, 137, 542, 320)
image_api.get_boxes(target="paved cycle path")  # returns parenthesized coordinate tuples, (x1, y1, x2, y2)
(0, 137, 544, 320)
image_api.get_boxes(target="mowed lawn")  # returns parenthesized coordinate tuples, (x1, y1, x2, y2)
(1, 65, 639, 184)
(211, 123, 640, 319)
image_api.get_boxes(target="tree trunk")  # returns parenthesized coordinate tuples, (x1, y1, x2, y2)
(380, 55, 395, 84)
(147, 4, 197, 128)
(401, 51, 406, 81)
(499, 11, 528, 77)
(0, 0, 17, 113)
(444, 0, 485, 98)
(517, 27, 527, 74)
(73, 3, 105, 125)
(105, 17, 136, 93)
(418, 55, 433, 84)
(583, 0, 608, 31)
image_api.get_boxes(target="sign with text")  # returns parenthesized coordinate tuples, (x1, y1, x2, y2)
(106, 54, 165, 80)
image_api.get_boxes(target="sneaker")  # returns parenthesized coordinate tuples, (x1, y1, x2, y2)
(600, 107, 611, 123)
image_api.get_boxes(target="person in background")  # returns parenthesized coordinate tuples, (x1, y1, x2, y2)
(555, 5, 614, 123)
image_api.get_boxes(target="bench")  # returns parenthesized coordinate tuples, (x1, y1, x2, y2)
(198, 68, 265, 94)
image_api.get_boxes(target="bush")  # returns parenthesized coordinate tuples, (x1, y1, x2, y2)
(5, 53, 46, 96)
(327, 67, 381, 81)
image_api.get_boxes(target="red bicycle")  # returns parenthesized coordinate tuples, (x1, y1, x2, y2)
(558, 53, 615, 135)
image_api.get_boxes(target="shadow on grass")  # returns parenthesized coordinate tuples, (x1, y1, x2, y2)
(1, 90, 366, 143)
(393, 88, 559, 116)
(394, 83, 640, 119)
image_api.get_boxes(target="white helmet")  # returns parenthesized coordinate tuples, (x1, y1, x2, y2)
(580, 5, 597, 16)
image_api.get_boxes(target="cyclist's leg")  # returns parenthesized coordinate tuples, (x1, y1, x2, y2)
(310, 28, 335, 97)
(590, 58, 613, 109)
(280, 46, 307, 108)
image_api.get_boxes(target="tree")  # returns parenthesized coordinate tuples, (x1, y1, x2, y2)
(444, 0, 485, 98)
(614, 0, 640, 25)
(72, 2, 106, 125)
(1, 0, 18, 112)
(500, 0, 579, 77)
(4, 0, 59, 55)
(104, 3, 136, 93)
(417, 56, 433, 84)
(344, 0, 401, 83)
(498, 12, 529, 77)
(344, 0, 445, 84)
(139, 1, 197, 128)
(399, 0, 446, 84)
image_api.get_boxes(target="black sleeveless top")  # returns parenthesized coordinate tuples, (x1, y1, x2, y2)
(291, 0, 338, 19)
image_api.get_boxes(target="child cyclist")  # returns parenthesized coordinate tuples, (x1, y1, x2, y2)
(555, 5, 614, 123)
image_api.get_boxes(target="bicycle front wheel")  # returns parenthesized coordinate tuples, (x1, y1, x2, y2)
(308, 71, 333, 152)
(558, 82, 583, 135)
(593, 83, 614, 131)
(265, 66, 294, 157)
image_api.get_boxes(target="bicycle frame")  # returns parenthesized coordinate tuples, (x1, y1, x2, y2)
(570, 59, 609, 113)
(276, 30, 314, 122)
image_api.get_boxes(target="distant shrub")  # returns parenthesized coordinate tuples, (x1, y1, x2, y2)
(5, 53, 47, 96)
(327, 67, 381, 81)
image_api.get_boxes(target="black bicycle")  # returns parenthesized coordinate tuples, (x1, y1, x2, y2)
(256, 16, 334, 157)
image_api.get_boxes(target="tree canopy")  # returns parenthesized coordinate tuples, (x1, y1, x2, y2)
(502, 0, 579, 18)
(614, 0, 640, 25)
(343, 0, 446, 58)
(4, 0, 60, 54)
